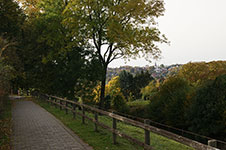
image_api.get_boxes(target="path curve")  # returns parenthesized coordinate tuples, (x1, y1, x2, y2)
(11, 100, 93, 150)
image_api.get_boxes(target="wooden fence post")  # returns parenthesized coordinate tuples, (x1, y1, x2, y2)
(73, 103, 76, 119)
(47, 97, 50, 105)
(49, 97, 53, 106)
(55, 98, 57, 108)
(144, 119, 150, 150)
(65, 101, 68, 114)
(113, 116, 117, 144)
(50, 97, 53, 105)
(94, 112, 98, 132)
(82, 106, 85, 124)
(60, 100, 62, 110)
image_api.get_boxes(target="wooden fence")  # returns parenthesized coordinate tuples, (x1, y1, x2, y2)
(36, 94, 219, 150)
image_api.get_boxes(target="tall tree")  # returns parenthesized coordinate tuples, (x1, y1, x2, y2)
(0, 0, 24, 38)
(0, 0, 25, 93)
(63, 0, 168, 106)
(119, 70, 134, 100)
(17, 0, 101, 98)
(132, 71, 154, 99)
(0, 0, 24, 59)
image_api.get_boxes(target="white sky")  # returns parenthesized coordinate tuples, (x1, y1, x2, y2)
(109, 0, 226, 67)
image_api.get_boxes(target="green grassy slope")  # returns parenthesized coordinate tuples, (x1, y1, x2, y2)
(34, 98, 193, 150)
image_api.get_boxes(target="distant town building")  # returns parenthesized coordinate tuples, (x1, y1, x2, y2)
(107, 64, 182, 81)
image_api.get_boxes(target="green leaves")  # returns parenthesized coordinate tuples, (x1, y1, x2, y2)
(186, 75, 226, 138)
(0, 0, 24, 38)
(62, 0, 167, 104)
(63, 0, 168, 63)
(0, 60, 15, 95)
(148, 76, 191, 128)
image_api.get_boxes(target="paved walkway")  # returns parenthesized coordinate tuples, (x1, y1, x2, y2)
(11, 100, 93, 150)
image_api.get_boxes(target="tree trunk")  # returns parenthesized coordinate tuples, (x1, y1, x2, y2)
(99, 65, 107, 108)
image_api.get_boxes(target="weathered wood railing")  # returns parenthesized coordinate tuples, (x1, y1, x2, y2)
(37, 94, 219, 150)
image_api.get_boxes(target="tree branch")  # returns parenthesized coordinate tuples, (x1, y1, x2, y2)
(103, 43, 113, 61)
(109, 53, 123, 63)
(92, 33, 99, 50)
(106, 45, 114, 64)
(0, 42, 17, 57)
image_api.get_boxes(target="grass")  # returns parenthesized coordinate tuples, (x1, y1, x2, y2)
(127, 100, 150, 107)
(34, 98, 194, 150)
(0, 96, 12, 150)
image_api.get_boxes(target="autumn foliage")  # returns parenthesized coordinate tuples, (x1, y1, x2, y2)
(178, 61, 226, 85)
(147, 61, 226, 141)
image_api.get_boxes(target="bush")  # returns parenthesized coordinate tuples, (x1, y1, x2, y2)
(127, 100, 149, 118)
(141, 80, 159, 100)
(148, 76, 191, 128)
(111, 92, 129, 113)
(0, 62, 14, 96)
(103, 95, 111, 110)
(186, 74, 226, 140)
(127, 100, 149, 107)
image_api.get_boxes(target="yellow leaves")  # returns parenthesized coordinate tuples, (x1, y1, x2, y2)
(107, 76, 120, 90)
(92, 76, 123, 104)
(141, 80, 155, 95)
(18, 0, 41, 17)
(105, 76, 122, 97)
(178, 61, 226, 85)
(93, 84, 101, 103)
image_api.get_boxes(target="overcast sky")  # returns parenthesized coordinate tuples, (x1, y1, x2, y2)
(109, 0, 226, 67)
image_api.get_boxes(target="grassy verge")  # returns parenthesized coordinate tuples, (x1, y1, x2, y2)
(34, 98, 193, 150)
(127, 100, 150, 107)
(0, 97, 12, 150)
(126, 100, 150, 118)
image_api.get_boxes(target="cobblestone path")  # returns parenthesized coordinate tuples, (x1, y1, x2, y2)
(11, 100, 93, 150)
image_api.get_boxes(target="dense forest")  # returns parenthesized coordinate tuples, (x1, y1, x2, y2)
(0, 0, 225, 146)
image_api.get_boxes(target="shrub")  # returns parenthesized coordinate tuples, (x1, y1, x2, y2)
(127, 100, 149, 118)
(0, 61, 15, 96)
(103, 95, 111, 110)
(186, 74, 226, 140)
(111, 91, 129, 113)
(148, 76, 191, 128)
(141, 80, 159, 100)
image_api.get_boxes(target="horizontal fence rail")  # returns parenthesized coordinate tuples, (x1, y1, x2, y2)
(35, 94, 220, 150)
